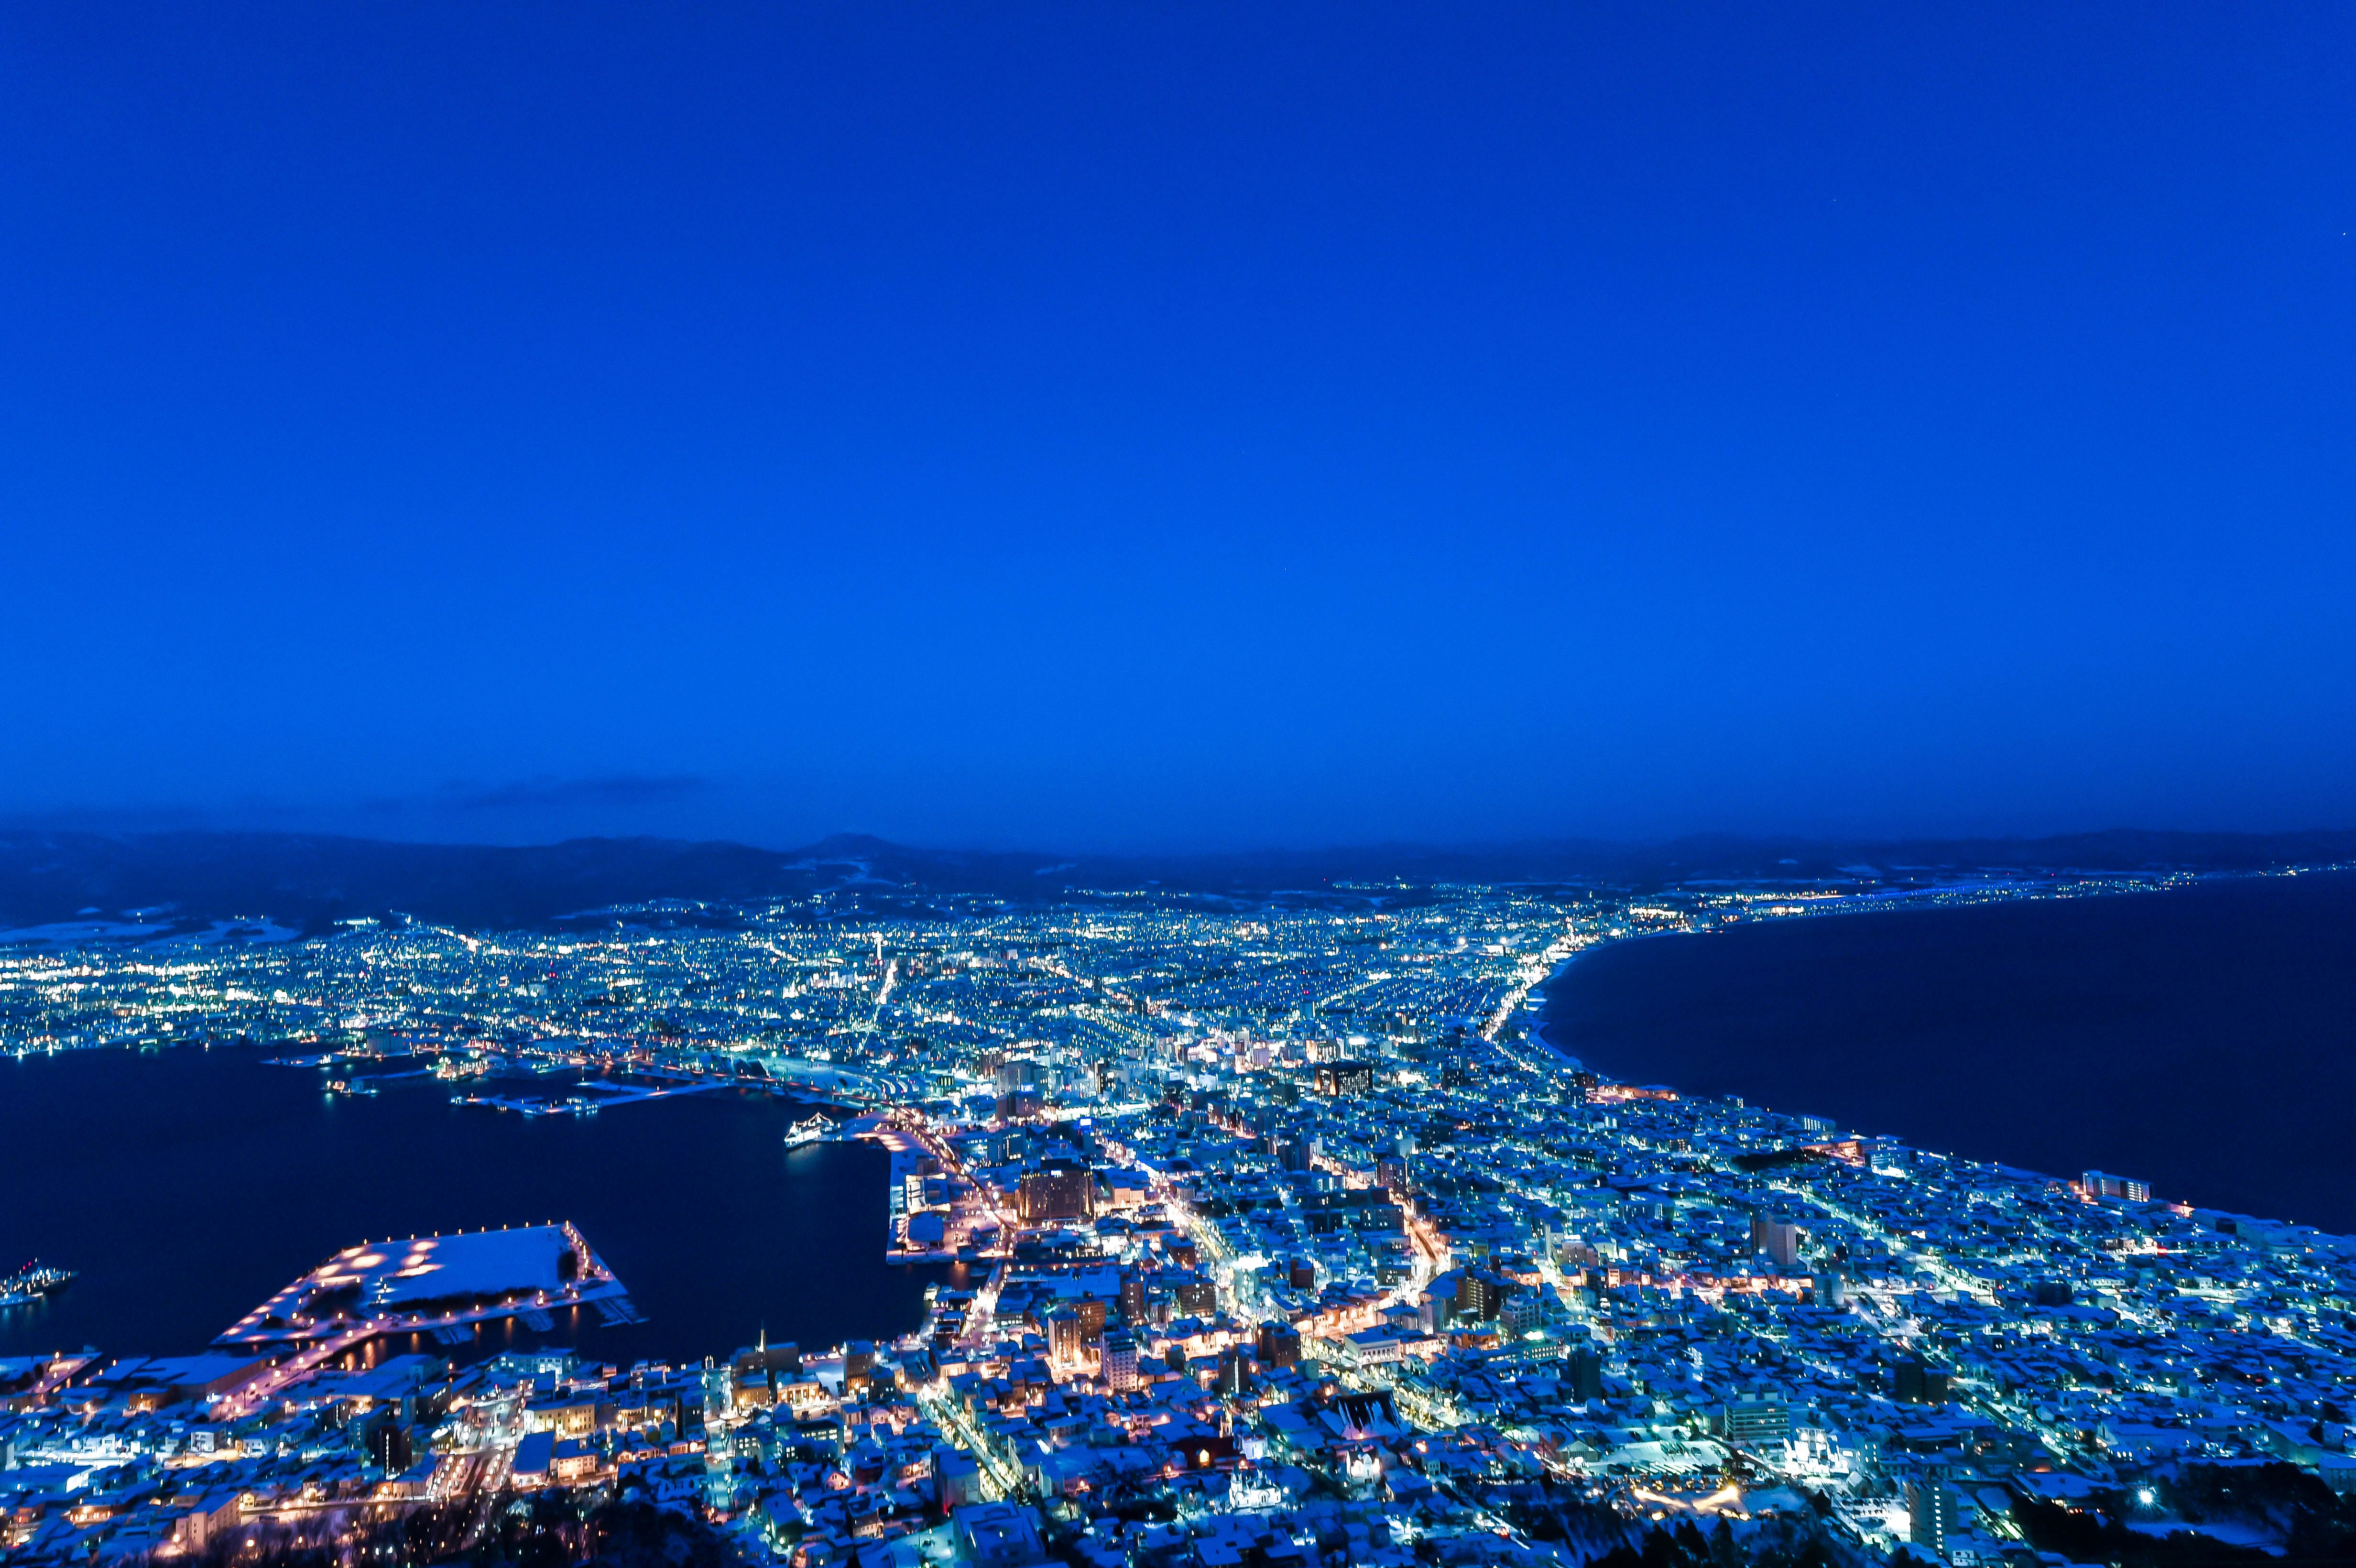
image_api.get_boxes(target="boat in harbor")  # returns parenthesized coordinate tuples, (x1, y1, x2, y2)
(0, 1261, 76, 1307)
(783, 1112, 834, 1149)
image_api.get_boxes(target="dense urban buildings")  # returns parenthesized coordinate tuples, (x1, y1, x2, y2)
(5, 870, 2354, 1568)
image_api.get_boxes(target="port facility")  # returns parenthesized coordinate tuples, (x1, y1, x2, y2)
(213, 1221, 631, 1349)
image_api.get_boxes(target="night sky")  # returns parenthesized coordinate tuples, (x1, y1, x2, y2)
(4, 5, 2351, 850)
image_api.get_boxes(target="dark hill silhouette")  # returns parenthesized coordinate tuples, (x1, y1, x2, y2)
(0, 826, 2348, 932)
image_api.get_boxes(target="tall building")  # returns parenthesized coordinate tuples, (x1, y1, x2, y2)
(1564, 1348, 1603, 1403)
(1047, 1308, 1090, 1367)
(363, 1414, 413, 1472)
(1314, 1061, 1374, 1097)
(1018, 1158, 1096, 1223)
(1456, 1270, 1506, 1323)
(1102, 1331, 1141, 1391)
(2082, 1170, 2152, 1202)
(1256, 1321, 1301, 1369)
(1907, 1476, 1962, 1554)
(1714, 1392, 1790, 1448)
(1751, 1212, 1801, 1271)
(1893, 1359, 1951, 1405)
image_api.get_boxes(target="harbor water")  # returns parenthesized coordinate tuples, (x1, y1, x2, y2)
(1542, 870, 2356, 1233)
(0, 1047, 952, 1363)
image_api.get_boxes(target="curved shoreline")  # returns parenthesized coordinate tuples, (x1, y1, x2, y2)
(1524, 868, 2269, 1085)
(1527, 928, 1688, 1074)
(1523, 871, 2356, 1234)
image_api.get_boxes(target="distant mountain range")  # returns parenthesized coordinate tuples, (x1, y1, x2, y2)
(0, 826, 2349, 934)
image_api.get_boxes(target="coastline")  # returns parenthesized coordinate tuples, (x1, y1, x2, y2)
(1525, 871, 2356, 1234)
(1524, 929, 1691, 1074)
(1520, 867, 2281, 1082)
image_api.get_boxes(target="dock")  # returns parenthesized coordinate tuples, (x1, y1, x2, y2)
(213, 1221, 633, 1356)
(452, 1077, 726, 1117)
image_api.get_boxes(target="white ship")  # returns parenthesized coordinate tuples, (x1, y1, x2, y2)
(0, 1262, 76, 1308)
(783, 1113, 834, 1149)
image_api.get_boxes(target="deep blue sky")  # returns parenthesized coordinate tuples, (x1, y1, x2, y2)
(3, 5, 2350, 851)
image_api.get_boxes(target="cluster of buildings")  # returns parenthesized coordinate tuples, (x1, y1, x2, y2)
(8, 869, 2349, 1568)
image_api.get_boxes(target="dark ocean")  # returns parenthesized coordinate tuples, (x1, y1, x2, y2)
(1542, 871, 2356, 1234)
(0, 1048, 951, 1364)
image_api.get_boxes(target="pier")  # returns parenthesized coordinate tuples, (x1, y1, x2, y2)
(452, 1075, 730, 1117)
(213, 1221, 636, 1352)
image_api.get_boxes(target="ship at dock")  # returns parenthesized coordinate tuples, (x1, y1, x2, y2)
(783, 1112, 835, 1149)
(0, 1261, 76, 1307)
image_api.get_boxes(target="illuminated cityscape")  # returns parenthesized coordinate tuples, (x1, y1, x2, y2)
(4, 0, 2350, 1561)
(9, 870, 2356, 1567)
